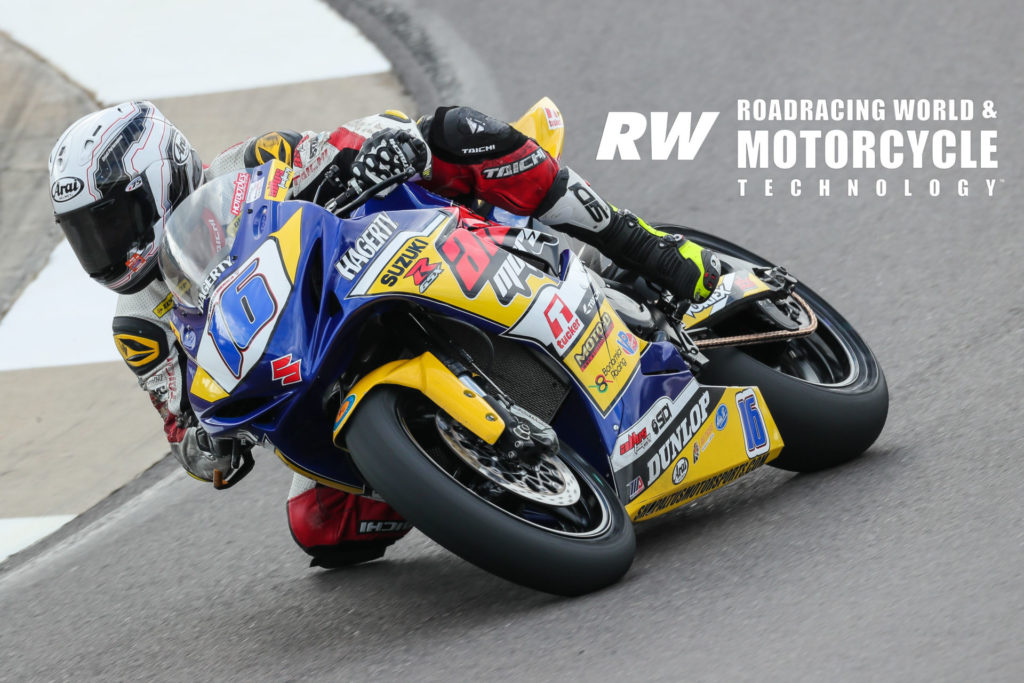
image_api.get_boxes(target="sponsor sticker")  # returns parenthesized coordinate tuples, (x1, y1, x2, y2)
(264, 165, 293, 202)
(617, 330, 639, 355)
(153, 293, 174, 318)
(197, 258, 233, 307)
(694, 426, 714, 462)
(627, 475, 645, 501)
(671, 456, 689, 485)
(124, 249, 148, 273)
(438, 226, 534, 305)
(545, 294, 583, 353)
(230, 172, 249, 216)
(246, 177, 266, 203)
(645, 390, 711, 484)
(544, 106, 564, 130)
(379, 238, 431, 286)
(685, 272, 736, 324)
(733, 273, 762, 293)
(335, 213, 399, 280)
(634, 454, 769, 520)
(573, 312, 614, 371)
(619, 427, 651, 457)
(715, 404, 729, 430)
(335, 394, 357, 431)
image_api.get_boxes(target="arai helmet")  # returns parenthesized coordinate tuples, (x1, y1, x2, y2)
(48, 101, 203, 294)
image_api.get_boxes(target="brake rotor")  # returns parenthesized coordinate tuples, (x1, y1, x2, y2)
(434, 413, 581, 506)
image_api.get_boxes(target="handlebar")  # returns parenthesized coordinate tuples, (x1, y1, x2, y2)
(324, 141, 421, 217)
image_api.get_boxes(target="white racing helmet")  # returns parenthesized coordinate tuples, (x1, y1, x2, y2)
(48, 101, 203, 294)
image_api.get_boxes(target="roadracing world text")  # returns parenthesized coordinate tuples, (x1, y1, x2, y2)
(735, 98, 1001, 198)
(594, 98, 1002, 198)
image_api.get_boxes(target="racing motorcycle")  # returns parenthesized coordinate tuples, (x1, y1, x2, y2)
(159, 99, 887, 596)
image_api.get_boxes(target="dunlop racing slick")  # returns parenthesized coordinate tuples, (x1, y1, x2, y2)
(346, 388, 635, 596)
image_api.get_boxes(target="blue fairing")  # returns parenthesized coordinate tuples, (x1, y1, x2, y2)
(170, 171, 696, 499)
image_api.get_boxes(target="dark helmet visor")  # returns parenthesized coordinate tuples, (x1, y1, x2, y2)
(56, 185, 160, 277)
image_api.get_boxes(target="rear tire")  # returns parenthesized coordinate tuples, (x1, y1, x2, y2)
(658, 226, 889, 472)
(346, 388, 635, 595)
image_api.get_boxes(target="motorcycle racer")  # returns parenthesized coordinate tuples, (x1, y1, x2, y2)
(47, 100, 720, 567)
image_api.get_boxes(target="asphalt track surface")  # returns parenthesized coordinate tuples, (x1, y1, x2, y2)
(3, 1, 1022, 680)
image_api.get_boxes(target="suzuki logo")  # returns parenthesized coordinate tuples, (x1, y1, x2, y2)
(271, 354, 301, 386)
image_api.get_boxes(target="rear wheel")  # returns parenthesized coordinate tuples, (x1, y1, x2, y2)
(659, 225, 889, 472)
(346, 388, 635, 595)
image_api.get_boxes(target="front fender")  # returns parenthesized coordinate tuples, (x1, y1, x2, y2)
(332, 352, 506, 447)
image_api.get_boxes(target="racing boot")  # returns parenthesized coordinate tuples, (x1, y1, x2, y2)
(534, 168, 721, 303)
(287, 474, 412, 568)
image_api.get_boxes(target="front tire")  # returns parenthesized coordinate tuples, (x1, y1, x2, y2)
(661, 225, 889, 472)
(345, 388, 635, 595)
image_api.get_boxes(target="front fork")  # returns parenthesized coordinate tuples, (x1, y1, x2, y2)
(332, 311, 557, 464)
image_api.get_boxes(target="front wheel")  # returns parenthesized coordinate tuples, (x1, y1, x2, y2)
(660, 225, 889, 472)
(345, 388, 635, 596)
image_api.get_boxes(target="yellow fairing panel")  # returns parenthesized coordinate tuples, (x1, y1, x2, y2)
(352, 213, 556, 328)
(626, 387, 783, 522)
(682, 271, 771, 328)
(270, 207, 303, 283)
(332, 352, 506, 446)
(191, 367, 229, 403)
(512, 97, 565, 160)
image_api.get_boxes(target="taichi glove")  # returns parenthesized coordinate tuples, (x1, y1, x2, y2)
(349, 129, 429, 197)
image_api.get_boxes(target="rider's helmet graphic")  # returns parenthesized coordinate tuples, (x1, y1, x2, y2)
(48, 101, 203, 294)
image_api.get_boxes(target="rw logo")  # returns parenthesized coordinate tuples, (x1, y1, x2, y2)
(596, 112, 719, 161)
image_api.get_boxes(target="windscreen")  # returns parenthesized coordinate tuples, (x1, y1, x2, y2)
(159, 171, 250, 310)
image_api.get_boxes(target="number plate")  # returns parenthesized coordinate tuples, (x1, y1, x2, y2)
(196, 240, 293, 392)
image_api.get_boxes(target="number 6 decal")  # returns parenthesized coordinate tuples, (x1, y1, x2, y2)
(208, 258, 278, 377)
(196, 240, 293, 392)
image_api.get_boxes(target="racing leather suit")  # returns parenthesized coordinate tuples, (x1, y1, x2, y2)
(113, 106, 695, 567)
